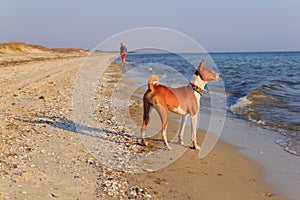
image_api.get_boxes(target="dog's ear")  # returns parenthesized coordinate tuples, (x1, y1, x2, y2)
(199, 59, 205, 71)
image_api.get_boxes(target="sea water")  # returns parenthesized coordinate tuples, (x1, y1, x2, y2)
(214, 52, 300, 156)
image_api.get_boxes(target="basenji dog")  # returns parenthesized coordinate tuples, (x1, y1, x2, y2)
(141, 59, 221, 150)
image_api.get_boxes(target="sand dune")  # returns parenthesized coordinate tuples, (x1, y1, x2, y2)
(0, 42, 88, 54)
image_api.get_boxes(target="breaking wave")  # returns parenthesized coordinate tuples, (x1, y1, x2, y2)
(229, 84, 300, 155)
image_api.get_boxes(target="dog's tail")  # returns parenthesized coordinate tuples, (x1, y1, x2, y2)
(148, 75, 159, 91)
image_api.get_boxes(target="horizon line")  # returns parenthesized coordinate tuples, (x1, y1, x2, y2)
(100, 50, 300, 54)
(1, 41, 299, 54)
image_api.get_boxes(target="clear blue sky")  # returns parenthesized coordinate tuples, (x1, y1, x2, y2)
(1, 0, 299, 52)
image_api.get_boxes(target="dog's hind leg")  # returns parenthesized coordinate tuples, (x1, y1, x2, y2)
(141, 98, 152, 146)
(191, 114, 201, 150)
(178, 114, 188, 146)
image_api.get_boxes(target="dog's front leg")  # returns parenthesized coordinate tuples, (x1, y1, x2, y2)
(190, 114, 201, 150)
(178, 114, 188, 146)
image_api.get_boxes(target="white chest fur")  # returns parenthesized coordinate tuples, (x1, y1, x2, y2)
(194, 91, 201, 108)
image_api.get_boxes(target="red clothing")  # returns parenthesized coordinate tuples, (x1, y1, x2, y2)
(121, 52, 126, 59)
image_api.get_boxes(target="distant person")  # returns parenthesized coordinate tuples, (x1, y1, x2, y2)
(120, 42, 127, 67)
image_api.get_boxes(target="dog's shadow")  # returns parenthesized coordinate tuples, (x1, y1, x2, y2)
(16, 115, 189, 151)
(15, 115, 134, 144)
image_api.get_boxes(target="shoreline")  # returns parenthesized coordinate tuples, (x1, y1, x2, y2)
(119, 58, 299, 199)
(105, 61, 288, 199)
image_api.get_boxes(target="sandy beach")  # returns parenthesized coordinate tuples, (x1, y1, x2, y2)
(0, 46, 287, 199)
